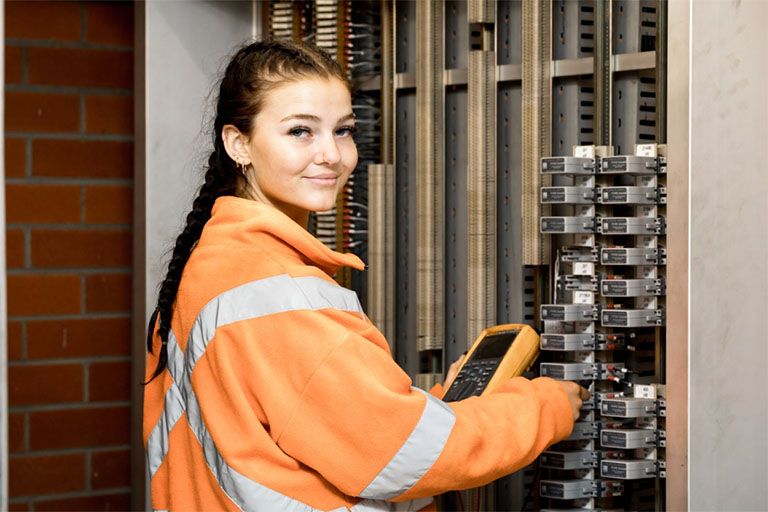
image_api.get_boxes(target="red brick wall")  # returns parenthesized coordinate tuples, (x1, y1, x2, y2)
(5, 2, 134, 510)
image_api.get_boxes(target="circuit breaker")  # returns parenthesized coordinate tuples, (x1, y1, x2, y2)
(538, 144, 667, 511)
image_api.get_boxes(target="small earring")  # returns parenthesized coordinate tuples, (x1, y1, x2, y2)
(237, 160, 247, 175)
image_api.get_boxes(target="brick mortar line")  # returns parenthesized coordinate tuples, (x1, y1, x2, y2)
(23, 412, 30, 452)
(8, 267, 133, 275)
(84, 451, 92, 493)
(8, 400, 131, 413)
(5, 132, 134, 141)
(9, 445, 132, 459)
(7, 269, 132, 277)
(79, 92, 86, 133)
(24, 137, 32, 177)
(9, 356, 132, 367)
(21, 46, 28, 86)
(80, 274, 87, 315)
(6, 38, 133, 52)
(21, 320, 28, 359)
(7, 267, 132, 275)
(23, 227, 31, 269)
(83, 361, 90, 402)
(9, 399, 132, 409)
(7, 312, 131, 322)
(8, 487, 133, 503)
(6, 84, 133, 95)
(5, 223, 132, 230)
(79, 185, 86, 223)
(79, 2, 87, 44)
(5, 178, 134, 186)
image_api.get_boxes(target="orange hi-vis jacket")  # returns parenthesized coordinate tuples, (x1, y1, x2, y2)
(144, 196, 575, 512)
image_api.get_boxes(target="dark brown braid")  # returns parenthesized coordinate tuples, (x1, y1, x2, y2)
(145, 39, 349, 382)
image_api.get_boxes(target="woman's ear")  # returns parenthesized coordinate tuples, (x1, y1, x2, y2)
(221, 125, 251, 166)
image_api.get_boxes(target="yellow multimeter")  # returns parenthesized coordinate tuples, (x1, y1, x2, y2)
(442, 324, 540, 402)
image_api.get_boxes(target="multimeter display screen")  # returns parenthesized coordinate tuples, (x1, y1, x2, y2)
(442, 330, 522, 403)
(470, 331, 519, 360)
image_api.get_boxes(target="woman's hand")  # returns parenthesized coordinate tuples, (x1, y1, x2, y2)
(444, 353, 466, 386)
(557, 381, 591, 421)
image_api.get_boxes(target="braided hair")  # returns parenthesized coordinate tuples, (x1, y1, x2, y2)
(145, 39, 349, 382)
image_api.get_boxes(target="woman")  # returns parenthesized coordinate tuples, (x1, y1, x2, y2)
(143, 39, 586, 512)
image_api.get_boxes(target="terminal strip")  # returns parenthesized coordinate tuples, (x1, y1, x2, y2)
(540, 479, 624, 500)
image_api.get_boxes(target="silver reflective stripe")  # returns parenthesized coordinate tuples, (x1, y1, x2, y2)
(146, 274, 365, 511)
(146, 329, 186, 480)
(187, 275, 364, 369)
(167, 329, 185, 387)
(146, 381, 185, 479)
(358, 388, 456, 500)
(347, 500, 389, 511)
(293, 276, 364, 314)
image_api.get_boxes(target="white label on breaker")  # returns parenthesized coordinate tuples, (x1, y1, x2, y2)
(573, 262, 595, 275)
(574, 145, 595, 158)
(634, 384, 657, 399)
(573, 291, 595, 304)
(635, 144, 657, 157)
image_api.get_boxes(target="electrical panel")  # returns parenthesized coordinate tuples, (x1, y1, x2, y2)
(538, 144, 667, 511)
(262, 0, 673, 510)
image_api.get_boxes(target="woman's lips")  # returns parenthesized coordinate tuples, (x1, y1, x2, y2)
(305, 175, 339, 187)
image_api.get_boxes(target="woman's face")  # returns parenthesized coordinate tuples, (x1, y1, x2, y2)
(242, 77, 357, 226)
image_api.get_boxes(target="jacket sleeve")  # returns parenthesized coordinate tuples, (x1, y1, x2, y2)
(274, 327, 574, 502)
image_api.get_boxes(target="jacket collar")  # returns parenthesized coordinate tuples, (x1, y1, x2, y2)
(209, 196, 365, 277)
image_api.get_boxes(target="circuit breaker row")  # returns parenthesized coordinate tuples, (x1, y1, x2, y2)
(536, 145, 667, 511)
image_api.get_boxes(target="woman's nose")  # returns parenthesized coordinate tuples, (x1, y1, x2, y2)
(315, 135, 342, 165)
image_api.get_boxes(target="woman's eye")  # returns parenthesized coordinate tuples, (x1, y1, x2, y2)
(337, 125, 357, 137)
(289, 127, 311, 138)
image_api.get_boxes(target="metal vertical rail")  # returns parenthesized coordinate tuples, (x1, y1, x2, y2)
(656, 0, 668, 144)
(367, 163, 396, 350)
(594, 0, 612, 146)
(367, 0, 396, 347)
(469, 0, 494, 24)
(415, 0, 444, 354)
(467, 0, 496, 344)
(381, 0, 394, 167)
(521, 0, 551, 265)
(665, 0, 688, 509)
(393, 0, 419, 378)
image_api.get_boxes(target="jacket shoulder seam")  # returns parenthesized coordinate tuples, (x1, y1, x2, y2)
(273, 329, 353, 444)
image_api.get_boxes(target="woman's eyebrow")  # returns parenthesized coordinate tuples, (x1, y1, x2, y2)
(280, 113, 356, 123)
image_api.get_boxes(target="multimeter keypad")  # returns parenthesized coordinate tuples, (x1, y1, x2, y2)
(443, 358, 503, 402)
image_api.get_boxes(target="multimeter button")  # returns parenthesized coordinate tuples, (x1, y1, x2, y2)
(461, 381, 479, 398)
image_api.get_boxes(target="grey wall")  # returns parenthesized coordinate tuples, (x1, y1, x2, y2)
(689, 1, 768, 510)
(133, 1, 258, 507)
(142, 0, 255, 318)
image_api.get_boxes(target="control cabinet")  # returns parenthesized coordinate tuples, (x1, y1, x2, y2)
(261, 1, 674, 510)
